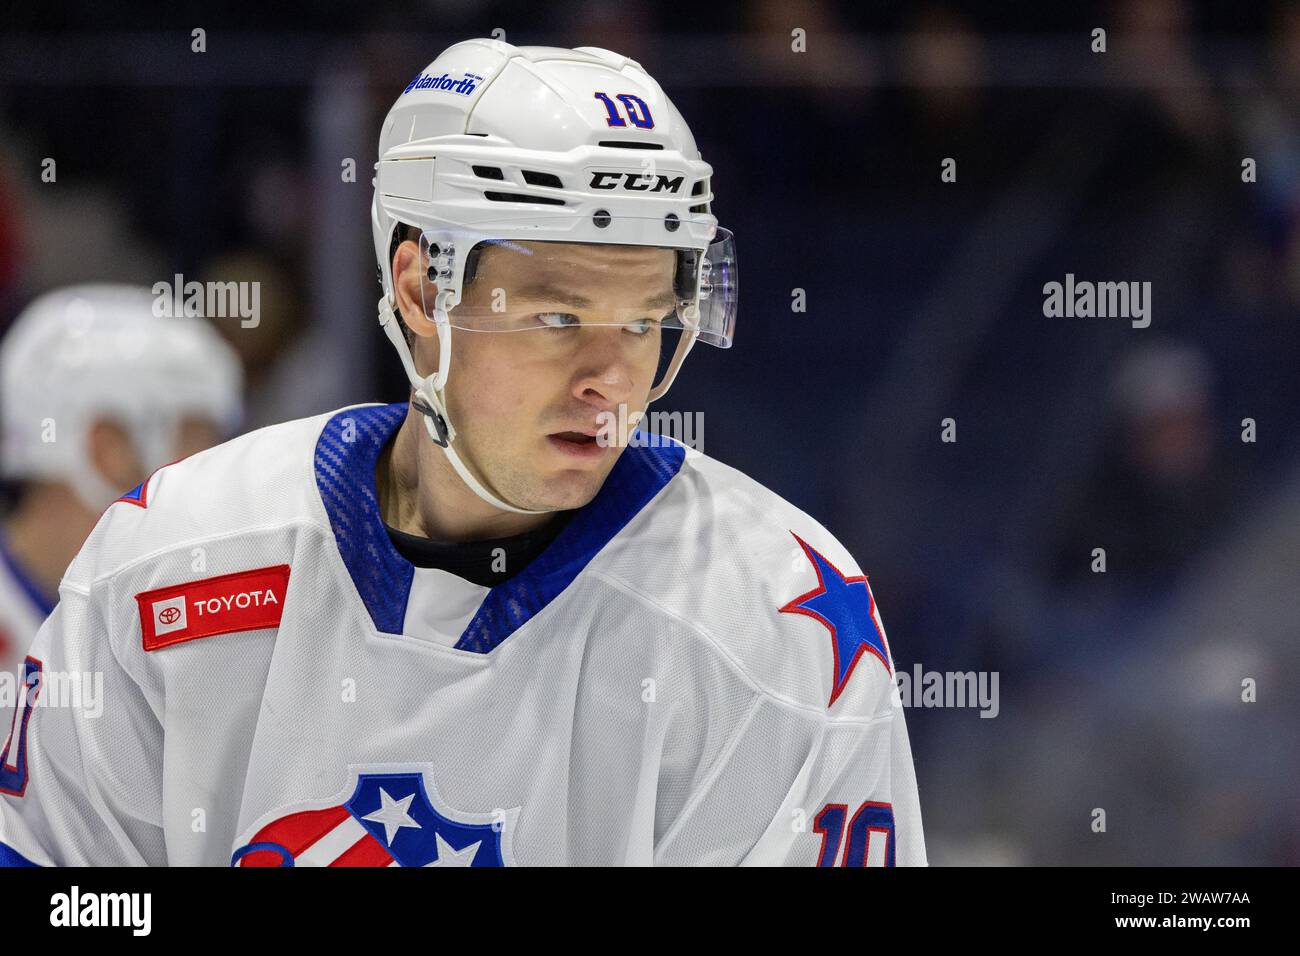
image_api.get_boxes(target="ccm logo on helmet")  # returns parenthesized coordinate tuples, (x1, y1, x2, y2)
(589, 171, 685, 193)
(136, 565, 291, 651)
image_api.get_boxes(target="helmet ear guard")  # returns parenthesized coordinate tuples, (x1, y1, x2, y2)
(673, 248, 700, 301)
(420, 239, 484, 286)
(384, 226, 484, 338)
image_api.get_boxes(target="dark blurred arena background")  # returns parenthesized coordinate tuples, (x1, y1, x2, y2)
(2, 1, 1297, 864)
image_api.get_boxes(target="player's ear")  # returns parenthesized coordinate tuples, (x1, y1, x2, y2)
(392, 239, 437, 340)
(87, 418, 145, 495)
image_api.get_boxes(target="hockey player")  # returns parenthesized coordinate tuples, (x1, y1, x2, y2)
(0, 284, 243, 680)
(0, 40, 925, 866)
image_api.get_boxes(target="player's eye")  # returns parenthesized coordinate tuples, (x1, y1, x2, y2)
(534, 312, 581, 330)
(626, 312, 673, 335)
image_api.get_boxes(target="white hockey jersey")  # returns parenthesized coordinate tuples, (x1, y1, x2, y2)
(0, 402, 926, 866)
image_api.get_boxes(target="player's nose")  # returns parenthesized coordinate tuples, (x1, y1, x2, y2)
(571, 329, 638, 411)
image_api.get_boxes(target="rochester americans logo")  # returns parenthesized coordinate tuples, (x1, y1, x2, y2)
(231, 767, 518, 867)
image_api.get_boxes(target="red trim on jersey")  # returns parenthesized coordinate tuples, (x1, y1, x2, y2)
(111, 455, 188, 511)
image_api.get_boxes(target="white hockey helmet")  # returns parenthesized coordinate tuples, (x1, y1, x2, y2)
(371, 38, 737, 514)
(0, 284, 244, 511)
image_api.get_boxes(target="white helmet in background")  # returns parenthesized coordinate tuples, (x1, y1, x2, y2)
(371, 38, 737, 514)
(1, 284, 244, 512)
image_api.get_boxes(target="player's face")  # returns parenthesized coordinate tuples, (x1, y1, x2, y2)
(441, 241, 676, 511)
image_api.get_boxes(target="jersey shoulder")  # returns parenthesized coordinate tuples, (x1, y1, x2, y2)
(600, 442, 899, 718)
(61, 403, 376, 590)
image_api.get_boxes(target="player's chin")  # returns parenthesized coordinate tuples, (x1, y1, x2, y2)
(531, 460, 616, 511)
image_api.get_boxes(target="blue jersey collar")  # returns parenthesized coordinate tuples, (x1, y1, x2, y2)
(314, 403, 685, 654)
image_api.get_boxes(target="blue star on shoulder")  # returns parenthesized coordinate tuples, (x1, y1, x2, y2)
(779, 531, 892, 707)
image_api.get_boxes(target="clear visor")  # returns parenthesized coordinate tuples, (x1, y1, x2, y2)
(416, 217, 737, 349)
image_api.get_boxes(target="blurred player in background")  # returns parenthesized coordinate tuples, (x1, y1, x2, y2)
(0, 284, 243, 677)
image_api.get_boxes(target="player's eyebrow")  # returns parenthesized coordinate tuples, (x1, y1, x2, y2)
(511, 283, 677, 311)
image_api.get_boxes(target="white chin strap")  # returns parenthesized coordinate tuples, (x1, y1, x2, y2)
(420, 399, 552, 516)
(379, 296, 551, 516)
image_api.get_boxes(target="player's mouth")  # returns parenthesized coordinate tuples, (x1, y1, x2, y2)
(546, 430, 608, 460)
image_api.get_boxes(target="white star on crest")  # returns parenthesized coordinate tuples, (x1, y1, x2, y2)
(425, 832, 481, 867)
(362, 787, 422, 845)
